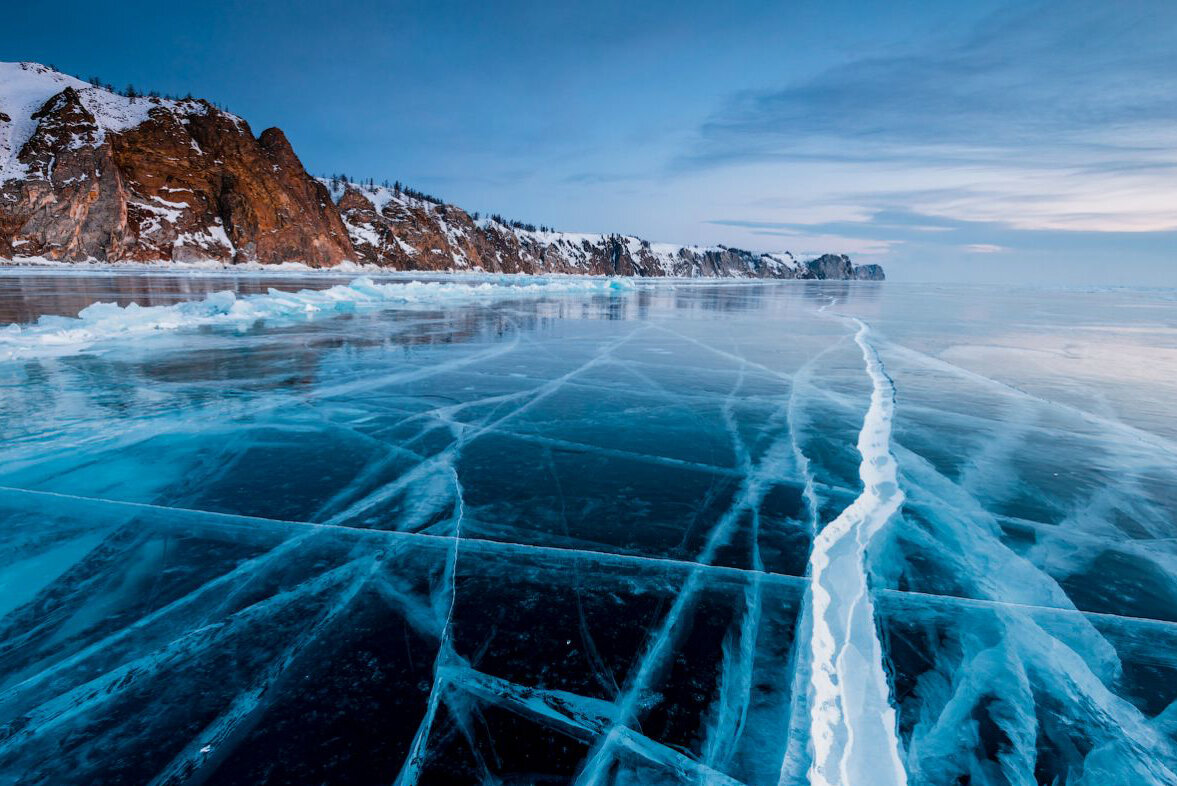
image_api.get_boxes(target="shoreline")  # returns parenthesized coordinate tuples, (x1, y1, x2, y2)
(0, 257, 885, 284)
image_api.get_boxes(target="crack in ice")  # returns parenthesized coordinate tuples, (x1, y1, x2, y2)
(6, 484, 1177, 632)
(700, 363, 761, 774)
(144, 559, 378, 786)
(573, 353, 804, 786)
(0, 484, 799, 585)
(775, 336, 849, 786)
(389, 327, 648, 786)
(445, 665, 750, 786)
(806, 317, 907, 786)
(0, 557, 370, 756)
(391, 468, 465, 786)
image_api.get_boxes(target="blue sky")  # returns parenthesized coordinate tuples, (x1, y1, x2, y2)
(4, 0, 1175, 283)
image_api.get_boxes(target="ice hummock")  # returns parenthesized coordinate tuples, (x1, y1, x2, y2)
(806, 317, 907, 786)
(0, 275, 634, 361)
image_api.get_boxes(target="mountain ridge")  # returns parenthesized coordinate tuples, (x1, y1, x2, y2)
(0, 62, 883, 280)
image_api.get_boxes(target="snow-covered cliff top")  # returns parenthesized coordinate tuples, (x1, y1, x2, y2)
(0, 61, 236, 184)
(320, 178, 802, 276)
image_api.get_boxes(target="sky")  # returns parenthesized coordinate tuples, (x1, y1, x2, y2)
(3, 0, 1175, 283)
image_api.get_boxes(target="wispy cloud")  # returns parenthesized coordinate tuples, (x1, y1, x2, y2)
(706, 219, 897, 257)
(682, 0, 1177, 233)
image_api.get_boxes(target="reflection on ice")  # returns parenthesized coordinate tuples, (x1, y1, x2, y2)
(0, 274, 1175, 784)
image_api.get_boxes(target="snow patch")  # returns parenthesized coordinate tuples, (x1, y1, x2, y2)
(343, 218, 381, 249)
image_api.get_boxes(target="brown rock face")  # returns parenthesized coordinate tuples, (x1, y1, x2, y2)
(1, 88, 128, 261)
(0, 71, 352, 266)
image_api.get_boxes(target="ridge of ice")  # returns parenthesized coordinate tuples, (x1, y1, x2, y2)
(805, 317, 907, 786)
(0, 275, 634, 361)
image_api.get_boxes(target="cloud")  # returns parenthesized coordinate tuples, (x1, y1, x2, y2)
(706, 220, 897, 257)
(697, 2, 1177, 161)
(965, 243, 1007, 253)
(682, 0, 1177, 233)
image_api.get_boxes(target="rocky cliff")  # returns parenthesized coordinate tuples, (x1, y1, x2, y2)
(0, 62, 883, 280)
(0, 63, 350, 266)
(326, 181, 828, 278)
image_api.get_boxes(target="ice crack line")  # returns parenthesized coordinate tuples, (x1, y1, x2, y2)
(806, 317, 907, 786)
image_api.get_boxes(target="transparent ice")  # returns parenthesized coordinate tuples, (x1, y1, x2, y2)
(0, 273, 1174, 785)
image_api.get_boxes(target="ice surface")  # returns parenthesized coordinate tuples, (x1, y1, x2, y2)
(0, 275, 1175, 785)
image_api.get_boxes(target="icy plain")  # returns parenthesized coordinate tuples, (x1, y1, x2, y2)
(0, 272, 1175, 786)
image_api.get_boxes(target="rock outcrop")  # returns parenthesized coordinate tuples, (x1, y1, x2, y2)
(802, 254, 885, 281)
(1, 62, 884, 280)
(0, 63, 350, 267)
(328, 182, 881, 279)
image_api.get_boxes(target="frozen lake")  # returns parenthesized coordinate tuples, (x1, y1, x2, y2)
(0, 270, 1175, 785)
